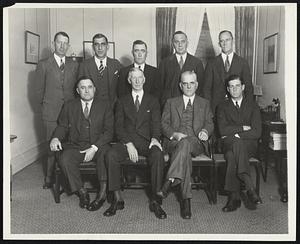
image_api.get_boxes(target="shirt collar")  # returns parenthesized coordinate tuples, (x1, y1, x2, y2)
(221, 52, 234, 64)
(183, 94, 195, 109)
(231, 96, 243, 107)
(94, 56, 107, 68)
(176, 53, 187, 63)
(132, 90, 144, 103)
(134, 63, 145, 71)
(54, 53, 65, 66)
(80, 99, 93, 110)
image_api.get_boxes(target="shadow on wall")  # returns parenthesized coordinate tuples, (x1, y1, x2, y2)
(119, 55, 132, 67)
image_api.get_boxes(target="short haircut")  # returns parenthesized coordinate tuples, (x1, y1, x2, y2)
(225, 74, 244, 87)
(180, 70, 197, 83)
(76, 76, 95, 88)
(92, 33, 108, 44)
(128, 67, 145, 80)
(132, 40, 147, 50)
(218, 30, 233, 40)
(172, 30, 188, 42)
(54, 31, 69, 42)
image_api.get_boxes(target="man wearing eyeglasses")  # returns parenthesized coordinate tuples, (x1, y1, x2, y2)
(35, 31, 79, 189)
(78, 33, 122, 106)
(217, 74, 262, 212)
(158, 71, 213, 219)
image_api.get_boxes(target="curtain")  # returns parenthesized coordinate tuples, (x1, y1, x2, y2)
(235, 6, 255, 74)
(175, 7, 205, 55)
(156, 7, 177, 66)
(206, 6, 235, 55)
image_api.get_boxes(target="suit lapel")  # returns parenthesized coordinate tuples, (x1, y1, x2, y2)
(216, 54, 226, 83)
(75, 99, 82, 132)
(175, 96, 184, 120)
(136, 93, 149, 127)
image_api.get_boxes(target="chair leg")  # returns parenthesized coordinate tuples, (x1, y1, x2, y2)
(213, 165, 218, 204)
(53, 169, 61, 203)
(254, 163, 262, 203)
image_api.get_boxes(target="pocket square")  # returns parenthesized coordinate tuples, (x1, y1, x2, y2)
(114, 70, 119, 75)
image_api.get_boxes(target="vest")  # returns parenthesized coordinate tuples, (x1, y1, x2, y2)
(76, 112, 91, 150)
(178, 102, 195, 137)
(96, 67, 109, 100)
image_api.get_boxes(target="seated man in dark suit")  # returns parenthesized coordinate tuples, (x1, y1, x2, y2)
(158, 71, 214, 219)
(117, 40, 160, 99)
(104, 67, 166, 219)
(49, 77, 113, 210)
(217, 74, 262, 212)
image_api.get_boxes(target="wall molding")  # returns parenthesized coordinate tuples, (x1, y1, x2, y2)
(11, 141, 48, 175)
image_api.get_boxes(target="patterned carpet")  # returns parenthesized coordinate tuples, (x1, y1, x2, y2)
(10, 158, 288, 235)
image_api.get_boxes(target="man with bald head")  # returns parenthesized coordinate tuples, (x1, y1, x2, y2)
(158, 71, 214, 219)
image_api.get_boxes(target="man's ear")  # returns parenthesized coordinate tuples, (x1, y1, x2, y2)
(241, 84, 245, 91)
(226, 87, 230, 93)
(76, 88, 79, 94)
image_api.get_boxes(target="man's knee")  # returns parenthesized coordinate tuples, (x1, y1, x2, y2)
(176, 138, 191, 151)
(105, 148, 118, 166)
(59, 150, 74, 168)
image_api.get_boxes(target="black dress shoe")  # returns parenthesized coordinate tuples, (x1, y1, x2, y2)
(103, 201, 125, 217)
(149, 201, 167, 219)
(247, 189, 262, 204)
(280, 192, 288, 203)
(181, 199, 191, 219)
(87, 198, 106, 211)
(222, 197, 241, 212)
(79, 192, 90, 209)
(157, 180, 172, 199)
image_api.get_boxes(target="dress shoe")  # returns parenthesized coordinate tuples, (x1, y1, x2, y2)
(280, 192, 288, 203)
(181, 199, 191, 219)
(157, 180, 172, 199)
(103, 201, 124, 217)
(87, 198, 106, 211)
(222, 197, 241, 212)
(79, 192, 90, 209)
(247, 189, 262, 204)
(149, 201, 167, 219)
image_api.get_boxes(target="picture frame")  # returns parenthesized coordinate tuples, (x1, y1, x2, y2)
(263, 33, 279, 74)
(25, 31, 40, 64)
(83, 41, 115, 59)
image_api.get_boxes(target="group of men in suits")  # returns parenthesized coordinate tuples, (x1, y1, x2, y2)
(36, 29, 262, 219)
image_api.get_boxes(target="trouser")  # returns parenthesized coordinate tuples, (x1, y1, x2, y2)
(166, 137, 205, 199)
(44, 120, 57, 179)
(58, 145, 110, 193)
(106, 142, 165, 201)
(223, 136, 257, 192)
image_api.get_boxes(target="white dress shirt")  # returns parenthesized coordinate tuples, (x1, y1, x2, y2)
(132, 90, 144, 104)
(221, 52, 234, 66)
(231, 96, 243, 108)
(54, 53, 65, 67)
(182, 94, 195, 109)
(94, 56, 107, 69)
(134, 63, 145, 71)
(176, 53, 187, 64)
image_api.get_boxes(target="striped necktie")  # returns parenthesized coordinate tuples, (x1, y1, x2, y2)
(60, 59, 65, 71)
(99, 60, 105, 76)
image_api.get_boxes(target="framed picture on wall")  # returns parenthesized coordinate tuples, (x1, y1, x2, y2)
(83, 41, 115, 59)
(263, 33, 279, 74)
(25, 31, 40, 64)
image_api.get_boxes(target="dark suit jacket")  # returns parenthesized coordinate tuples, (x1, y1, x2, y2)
(117, 64, 160, 99)
(217, 97, 261, 141)
(161, 95, 214, 154)
(78, 57, 122, 105)
(52, 98, 114, 151)
(159, 53, 204, 106)
(35, 54, 79, 121)
(202, 53, 253, 114)
(115, 93, 161, 147)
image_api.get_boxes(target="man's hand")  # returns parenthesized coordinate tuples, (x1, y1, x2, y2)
(243, 125, 251, 131)
(198, 130, 208, 141)
(126, 142, 139, 163)
(50, 138, 62, 151)
(172, 132, 188, 141)
(149, 138, 162, 151)
(80, 147, 96, 162)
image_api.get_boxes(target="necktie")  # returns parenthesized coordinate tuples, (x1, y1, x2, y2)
(60, 59, 65, 71)
(99, 60, 105, 76)
(84, 102, 89, 119)
(225, 55, 230, 72)
(134, 95, 140, 112)
(179, 55, 184, 70)
(187, 98, 192, 109)
(235, 101, 240, 110)
(138, 65, 141, 70)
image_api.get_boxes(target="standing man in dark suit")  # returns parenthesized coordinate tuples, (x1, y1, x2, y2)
(78, 33, 122, 106)
(117, 40, 160, 99)
(49, 77, 113, 210)
(158, 71, 214, 219)
(104, 67, 166, 219)
(202, 30, 253, 115)
(35, 31, 79, 189)
(158, 31, 204, 107)
(217, 74, 262, 212)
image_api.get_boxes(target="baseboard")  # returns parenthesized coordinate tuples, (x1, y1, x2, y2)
(11, 141, 48, 175)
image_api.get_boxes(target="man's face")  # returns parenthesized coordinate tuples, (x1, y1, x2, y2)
(128, 70, 145, 92)
(180, 73, 198, 97)
(219, 32, 233, 54)
(76, 79, 96, 101)
(54, 34, 69, 57)
(132, 44, 147, 65)
(93, 37, 109, 59)
(173, 33, 188, 55)
(227, 79, 245, 99)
